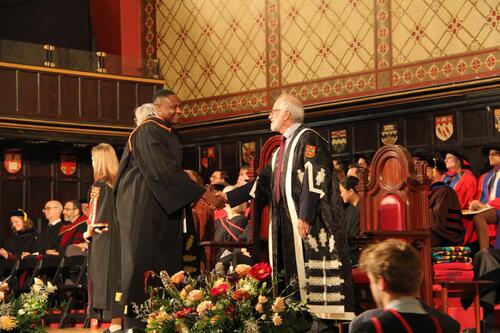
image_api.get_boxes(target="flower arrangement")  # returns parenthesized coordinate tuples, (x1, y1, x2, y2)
(133, 262, 312, 333)
(0, 277, 57, 332)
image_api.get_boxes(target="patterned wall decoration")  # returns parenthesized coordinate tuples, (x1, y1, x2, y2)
(154, 0, 500, 123)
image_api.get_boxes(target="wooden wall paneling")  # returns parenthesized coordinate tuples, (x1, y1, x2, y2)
(118, 82, 137, 123)
(220, 141, 239, 183)
(28, 179, 53, 222)
(80, 78, 99, 119)
(17, 71, 38, 115)
(353, 121, 378, 152)
(99, 80, 118, 121)
(405, 115, 430, 147)
(137, 84, 155, 105)
(55, 179, 80, 205)
(39, 73, 60, 117)
(0, 68, 16, 113)
(182, 146, 199, 172)
(0, 178, 25, 241)
(462, 109, 487, 141)
(60, 75, 80, 118)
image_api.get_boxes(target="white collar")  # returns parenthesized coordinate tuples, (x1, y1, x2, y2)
(385, 297, 427, 314)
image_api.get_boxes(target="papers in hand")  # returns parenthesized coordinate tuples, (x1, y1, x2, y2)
(462, 206, 495, 215)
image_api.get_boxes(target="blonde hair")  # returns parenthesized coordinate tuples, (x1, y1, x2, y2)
(91, 143, 119, 187)
(223, 185, 247, 215)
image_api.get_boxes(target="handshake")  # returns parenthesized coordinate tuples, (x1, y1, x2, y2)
(201, 188, 228, 209)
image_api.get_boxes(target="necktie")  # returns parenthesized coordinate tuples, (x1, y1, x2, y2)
(274, 136, 286, 202)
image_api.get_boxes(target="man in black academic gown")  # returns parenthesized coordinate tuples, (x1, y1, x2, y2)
(226, 94, 354, 331)
(115, 89, 222, 330)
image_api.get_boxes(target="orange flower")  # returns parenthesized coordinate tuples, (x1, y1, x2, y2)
(235, 264, 251, 276)
(187, 289, 203, 302)
(272, 297, 285, 313)
(231, 288, 251, 301)
(171, 271, 185, 284)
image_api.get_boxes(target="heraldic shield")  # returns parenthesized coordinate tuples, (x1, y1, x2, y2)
(4, 152, 22, 174)
(60, 154, 77, 176)
(331, 130, 347, 154)
(381, 124, 398, 145)
(435, 115, 454, 141)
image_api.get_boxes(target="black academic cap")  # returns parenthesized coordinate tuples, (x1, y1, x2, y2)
(8, 209, 27, 221)
(423, 157, 447, 174)
(440, 149, 471, 169)
(481, 145, 500, 157)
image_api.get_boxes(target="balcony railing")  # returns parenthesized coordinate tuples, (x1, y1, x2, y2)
(0, 38, 160, 78)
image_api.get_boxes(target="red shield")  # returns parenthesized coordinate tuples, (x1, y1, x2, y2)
(435, 115, 454, 141)
(60, 155, 77, 176)
(4, 152, 22, 174)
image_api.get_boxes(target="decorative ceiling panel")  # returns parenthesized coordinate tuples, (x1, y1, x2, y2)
(392, 0, 499, 65)
(151, 0, 499, 123)
(280, 0, 375, 84)
(156, 0, 267, 101)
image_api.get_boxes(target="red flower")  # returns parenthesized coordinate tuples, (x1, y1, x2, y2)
(175, 307, 194, 318)
(250, 262, 272, 281)
(210, 283, 229, 297)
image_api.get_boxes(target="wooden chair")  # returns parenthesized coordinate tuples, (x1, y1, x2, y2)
(356, 144, 434, 304)
(199, 135, 281, 271)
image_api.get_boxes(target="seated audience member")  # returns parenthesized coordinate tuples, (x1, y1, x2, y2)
(79, 198, 89, 218)
(333, 160, 347, 182)
(22, 200, 65, 258)
(347, 163, 363, 180)
(59, 199, 88, 252)
(133, 103, 155, 126)
(442, 150, 477, 210)
(0, 210, 37, 275)
(214, 186, 249, 264)
(425, 158, 463, 246)
(350, 239, 459, 333)
(356, 154, 371, 170)
(235, 165, 250, 187)
(469, 145, 500, 250)
(339, 176, 361, 265)
(210, 170, 229, 187)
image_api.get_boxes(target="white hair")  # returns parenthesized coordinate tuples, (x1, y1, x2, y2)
(276, 94, 304, 123)
(134, 103, 155, 126)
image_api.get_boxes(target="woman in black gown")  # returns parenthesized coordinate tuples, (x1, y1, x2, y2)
(339, 176, 361, 266)
(84, 143, 123, 333)
(0, 209, 37, 276)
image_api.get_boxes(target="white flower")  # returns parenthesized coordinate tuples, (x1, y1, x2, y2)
(17, 309, 25, 315)
(33, 277, 44, 286)
(32, 284, 42, 293)
(46, 281, 57, 293)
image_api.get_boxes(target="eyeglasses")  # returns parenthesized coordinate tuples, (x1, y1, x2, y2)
(489, 152, 500, 157)
(42, 206, 59, 212)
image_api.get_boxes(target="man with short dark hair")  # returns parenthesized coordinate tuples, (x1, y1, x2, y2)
(210, 170, 229, 186)
(350, 239, 458, 333)
(59, 199, 88, 251)
(115, 89, 224, 330)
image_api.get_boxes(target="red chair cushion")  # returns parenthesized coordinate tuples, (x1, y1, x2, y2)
(378, 194, 405, 231)
(352, 267, 370, 284)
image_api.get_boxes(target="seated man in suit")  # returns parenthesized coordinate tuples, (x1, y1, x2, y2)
(350, 239, 459, 333)
(60, 199, 88, 255)
(21, 200, 65, 258)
